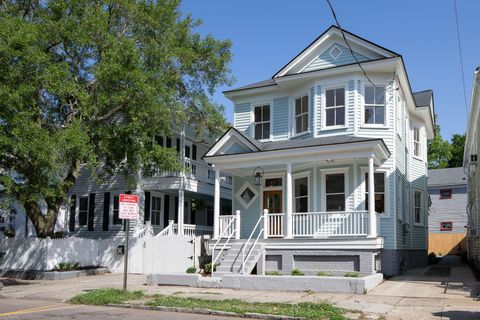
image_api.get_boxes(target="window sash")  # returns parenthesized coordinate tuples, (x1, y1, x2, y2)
(364, 86, 386, 125)
(325, 173, 345, 211)
(294, 177, 308, 213)
(113, 195, 122, 225)
(413, 128, 421, 156)
(295, 96, 309, 134)
(414, 191, 422, 223)
(79, 197, 88, 226)
(151, 196, 162, 226)
(364, 172, 385, 213)
(325, 88, 345, 127)
(254, 105, 270, 140)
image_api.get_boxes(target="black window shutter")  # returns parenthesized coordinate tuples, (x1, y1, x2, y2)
(144, 191, 151, 223)
(174, 196, 178, 223)
(164, 195, 170, 229)
(103, 192, 110, 231)
(166, 137, 172, 148)
(176, 138, 180, 153)
(192, 144, 197, 160)
(88, 193, 95, 231)
(69, 195, 76, 232)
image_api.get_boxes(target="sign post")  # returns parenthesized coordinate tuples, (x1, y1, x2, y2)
(119, 194, 139, 294)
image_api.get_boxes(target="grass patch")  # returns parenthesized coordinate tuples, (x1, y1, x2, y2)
(317, 271, 332, 276)
(291, 268, 304, 276)
(147, 295, 347, 320)
(70, 288, 144, 305)
(344, 272, 360, 278)
(265, 271, 282, 276)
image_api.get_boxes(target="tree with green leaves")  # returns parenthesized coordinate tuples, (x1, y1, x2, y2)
(0, 0, 232, 236)
(427, 116, 452, 169)
(448, 133, 466, 168)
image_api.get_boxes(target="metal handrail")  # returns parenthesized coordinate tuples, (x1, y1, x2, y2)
(241, 209, 267, 274)
(211, 215, 237, 270)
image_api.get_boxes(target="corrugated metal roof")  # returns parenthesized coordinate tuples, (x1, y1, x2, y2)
(428, 167, 467, 187)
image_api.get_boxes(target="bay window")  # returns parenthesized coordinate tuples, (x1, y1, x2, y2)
(364, 85, 385, 125)
(325, 88, 345, 127)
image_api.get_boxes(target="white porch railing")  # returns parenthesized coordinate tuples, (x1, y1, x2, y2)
(154, 158, 232, 188)
(264, 211, 370, 238)
(219, 215, 236, 238)
(156, 220, 213, 237)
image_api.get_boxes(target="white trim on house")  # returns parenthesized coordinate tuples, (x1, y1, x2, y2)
(320, 167, 349, 212)
(235, 181, 259, 209)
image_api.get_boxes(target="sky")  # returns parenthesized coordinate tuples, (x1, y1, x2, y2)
(181, 0, 480, 140)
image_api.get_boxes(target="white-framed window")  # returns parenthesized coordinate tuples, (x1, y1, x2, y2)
(364, 85, 385, 125)
(321, 168, 348, 212)
(325, 87, 345, 127)
(413, 127, 421, 157)
(294, 95, 309, 135)
(414, 190, 423, 224)
(294, 173, 309, 213)
(235, 182, 259, 209)
(151, 195, 163, 226)
(112, 194, 122, 225)
(78, 196, 89, 226)
(253, 104, 270, 140)
(364, 172, 386, 214)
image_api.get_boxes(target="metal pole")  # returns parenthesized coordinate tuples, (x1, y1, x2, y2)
(123, 219, 129, 294)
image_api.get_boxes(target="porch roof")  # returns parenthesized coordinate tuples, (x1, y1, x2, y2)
(204, 128, 390, 170)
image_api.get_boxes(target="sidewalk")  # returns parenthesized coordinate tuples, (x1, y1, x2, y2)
(1, 256, 479, 319)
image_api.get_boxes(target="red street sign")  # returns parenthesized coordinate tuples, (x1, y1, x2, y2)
(119, 194, 139, 220)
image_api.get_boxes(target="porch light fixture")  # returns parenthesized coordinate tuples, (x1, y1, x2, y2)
(253, 166, 264, 186)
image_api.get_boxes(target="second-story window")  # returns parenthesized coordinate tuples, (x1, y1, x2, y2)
(413, 127, 421, 157)
(364, 85, 385, 125)
(254, 104, 270, 140)
(295, 95, 309, 134)
(325, 88, 345, 127)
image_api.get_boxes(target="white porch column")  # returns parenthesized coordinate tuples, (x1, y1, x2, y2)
(285, 163, 293, 239)
(213, 167, 220, 239)
(368, 155, 377, 238)
(177, 188, 184, 236)
(235, 210, 241, 239)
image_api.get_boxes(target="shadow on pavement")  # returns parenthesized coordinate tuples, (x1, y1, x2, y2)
(432, 310, 480, 320)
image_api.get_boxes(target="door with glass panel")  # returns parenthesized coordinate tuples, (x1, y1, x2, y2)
(263, 190, 283, 237)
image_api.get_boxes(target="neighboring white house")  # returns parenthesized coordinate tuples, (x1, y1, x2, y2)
(464, 66, 480, 267)
(204, 26, 434, 276)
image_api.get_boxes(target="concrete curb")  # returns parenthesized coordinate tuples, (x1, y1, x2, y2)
(108, 303, 306, 320)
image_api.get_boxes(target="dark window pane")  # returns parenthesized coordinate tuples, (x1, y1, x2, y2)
(263, 123, 270, 139)
(336, 88, 345, 106)
(326, 173, 344, 193)
(302, 115, 308, 132)
(241, 188, 255, 204)
(79, 197, 88, 226)
(326, 194, 345, 211)
(364, 173, 385, 192)
(185, 145, 190, 158)
(295, 197, 308, 213)
(375, 87, 385, 104)
(365, 86, 374, 104)
(265, 178, 282, 187)
(254, 107, 262, 122)
(365, 106, 374, 124)
(326, 89, 334, 107)
(295, 177, 308, 197)
(295, 98, 301, 115)
(79, 197, 88, 211)
(365, 194, 385, 213)
(375, 106, 384, 124)
(255, 124, 262, 140)
(326, 109, 335, 126)
(336, 107, 345, 125)
(296, 117, 302, 134)
(263, 105, 270, 121)
(302, 96, 309, 113)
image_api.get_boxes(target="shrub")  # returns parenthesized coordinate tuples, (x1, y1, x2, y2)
(265, 271, 281, 276)
(344, 272, 360, 278)
(186, 267, 197, 274)
(316, 271, 332, 276)
(4, 230, 15, 237)
(52, 231, 65, 238)
(203, 263, 216, 274)
(56, 262, 80, 271)
(291, 268, 304, 276)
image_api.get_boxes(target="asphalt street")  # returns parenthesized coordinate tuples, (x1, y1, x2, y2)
(0, 298, 245, 320)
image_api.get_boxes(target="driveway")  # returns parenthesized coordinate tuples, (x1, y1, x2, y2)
(1, 256, 479, 319)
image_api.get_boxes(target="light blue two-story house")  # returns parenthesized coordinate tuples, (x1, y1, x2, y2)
(204, 26, 434, 277)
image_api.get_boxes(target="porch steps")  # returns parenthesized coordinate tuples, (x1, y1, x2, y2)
(215, 241, 264, 276)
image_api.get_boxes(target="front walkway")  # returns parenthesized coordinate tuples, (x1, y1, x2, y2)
(1, 256, 479, 319)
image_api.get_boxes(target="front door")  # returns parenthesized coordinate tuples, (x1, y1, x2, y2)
(263, 190, 283, 237)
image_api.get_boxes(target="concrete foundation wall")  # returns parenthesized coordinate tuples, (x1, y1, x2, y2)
(380, 249, 428, 276)
(262, 249, 379, 275)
